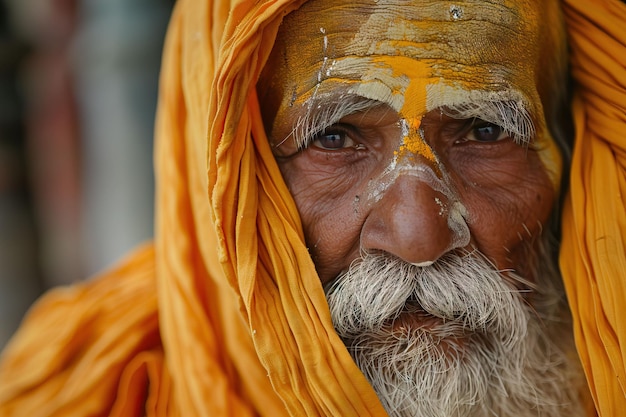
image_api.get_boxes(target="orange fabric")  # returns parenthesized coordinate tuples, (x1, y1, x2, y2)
(560, 0, 626, 415)
(0, 0, 623, 415)
(153, 0, 384, 415)
(0, 245, 161, 416)
(0, 0, 385, 415)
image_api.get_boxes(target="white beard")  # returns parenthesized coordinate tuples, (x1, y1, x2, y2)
(325, 251, 585, 417)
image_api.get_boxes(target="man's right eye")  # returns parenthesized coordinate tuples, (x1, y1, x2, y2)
(311, 129, 356, 150)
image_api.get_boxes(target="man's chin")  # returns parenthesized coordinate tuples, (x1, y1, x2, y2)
(345, 321, 499, 417)
(346, 319, 582, 417)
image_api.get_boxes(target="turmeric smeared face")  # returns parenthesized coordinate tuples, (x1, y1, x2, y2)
(260, 0, 566, 283)
(259, 2, 583, 413)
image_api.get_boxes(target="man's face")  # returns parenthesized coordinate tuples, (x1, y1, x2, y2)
(261, 0, 563, 284)
(259, 0, 584, 415)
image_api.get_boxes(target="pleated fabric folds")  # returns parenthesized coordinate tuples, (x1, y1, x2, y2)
(560, 0, 626, 415)
(0, 0, 624, 415)
(0, 0, 386, 415)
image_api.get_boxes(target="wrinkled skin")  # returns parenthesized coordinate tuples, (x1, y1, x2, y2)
(259, 0, 568, 288)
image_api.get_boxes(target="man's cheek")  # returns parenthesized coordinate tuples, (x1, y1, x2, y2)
(277, 156, 368, 282)
(463, 177, 554, 266)
(297, 193, 362, 283)
(453, 149, 552, 195)
(278, 155, 363, 203)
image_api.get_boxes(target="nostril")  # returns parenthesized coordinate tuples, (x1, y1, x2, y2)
(448, 201, 471, 250)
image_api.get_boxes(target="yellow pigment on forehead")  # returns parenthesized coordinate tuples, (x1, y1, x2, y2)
(362, 55, 437, 163)
(267, 0, 564, 188)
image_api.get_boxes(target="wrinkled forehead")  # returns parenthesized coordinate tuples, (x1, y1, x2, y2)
(284, 0, 544, 65)
(261, 0, 551, 121)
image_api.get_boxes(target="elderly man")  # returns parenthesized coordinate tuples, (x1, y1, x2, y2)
(257, 0, 584, 415)
(0, 0, 624, 416)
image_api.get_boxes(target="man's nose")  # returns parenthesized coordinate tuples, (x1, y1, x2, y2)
(360, 174, 466, 266)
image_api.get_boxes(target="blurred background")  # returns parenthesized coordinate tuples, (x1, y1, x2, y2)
(0, 0, 174, 349)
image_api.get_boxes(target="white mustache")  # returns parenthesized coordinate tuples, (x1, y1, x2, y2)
(325, 251, 528, 346)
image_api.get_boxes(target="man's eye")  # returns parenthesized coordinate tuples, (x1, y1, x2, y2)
(311, 130, 356, 150)
(465, 122, 508, 142)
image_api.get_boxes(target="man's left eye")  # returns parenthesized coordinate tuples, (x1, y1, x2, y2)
(311, 130, 356, 150)
(465, 122, 509, 142)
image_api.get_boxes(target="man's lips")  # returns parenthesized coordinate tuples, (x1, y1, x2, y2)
(385, 301, 473, 341)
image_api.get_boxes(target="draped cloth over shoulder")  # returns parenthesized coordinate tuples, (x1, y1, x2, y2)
(0, 0, 624, 416)
(0, 0, 386, 415)
(560, 0, 626, 415)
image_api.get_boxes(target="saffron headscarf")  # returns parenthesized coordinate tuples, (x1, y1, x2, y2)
(0, 0, 385, 415)
(0, 0, 623, 415)
(560, 0, 626, 415)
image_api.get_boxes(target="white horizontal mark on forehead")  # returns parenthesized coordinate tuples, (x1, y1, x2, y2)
(323, 57, 409, 112)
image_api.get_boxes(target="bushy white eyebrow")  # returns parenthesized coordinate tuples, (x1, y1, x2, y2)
(427, 85, 536, 145)
(441, 99, 535, 145)
(275, 94, 384, 150)
(274, 87, 536, 150)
